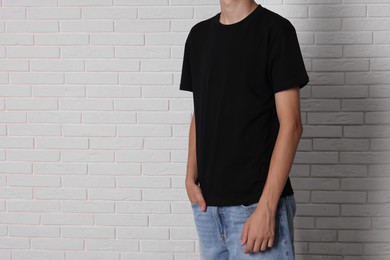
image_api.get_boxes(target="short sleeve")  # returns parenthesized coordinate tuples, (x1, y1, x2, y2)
(179, 30, 193, 92)
(267, 19, 309, 94)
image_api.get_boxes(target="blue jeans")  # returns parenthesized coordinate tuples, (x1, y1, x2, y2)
(191, 194, 296, 260)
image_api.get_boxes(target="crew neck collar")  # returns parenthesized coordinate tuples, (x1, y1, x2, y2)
(214, 4, 264, 28)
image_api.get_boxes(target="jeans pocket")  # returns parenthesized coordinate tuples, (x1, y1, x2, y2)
(191, 201, 199, 208)
(240, 202, 258, 210)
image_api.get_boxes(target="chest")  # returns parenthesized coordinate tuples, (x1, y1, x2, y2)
(191, 25, 271, 97)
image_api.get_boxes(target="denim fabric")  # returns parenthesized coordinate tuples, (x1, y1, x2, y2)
(191, 194, 296, 260)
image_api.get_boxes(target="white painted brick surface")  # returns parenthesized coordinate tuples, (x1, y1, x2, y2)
(0, 0, 389, 259)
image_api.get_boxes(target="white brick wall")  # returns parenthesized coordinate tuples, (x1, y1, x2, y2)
(0, 0, 389, 259)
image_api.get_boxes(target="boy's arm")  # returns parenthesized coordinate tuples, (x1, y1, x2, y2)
(258, 87, 303, 213)
(185, 113, 198, 186)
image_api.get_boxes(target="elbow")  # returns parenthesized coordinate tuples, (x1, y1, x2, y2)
(298, 124, 303, 138)
(280, 121, 303, 137)
(295, 121, 304, 137)
(294, 123, 303, 139)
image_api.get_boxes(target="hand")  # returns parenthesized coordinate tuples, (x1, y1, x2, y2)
(240, 200, 276, 253)
(185, 180, 207, 211)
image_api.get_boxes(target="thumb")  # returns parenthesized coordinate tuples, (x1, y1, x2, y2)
(198, 197, 207, 211)
(241, 223, 248, 246)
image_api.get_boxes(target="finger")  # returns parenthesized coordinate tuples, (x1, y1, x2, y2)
(198, 199, 206, 211)
(260, 239, 268, 251)
(241, 223, 248, 246)
(267, 219, 275, 248)
(252, 239, 262, 253)
(267, 235, 274, 248)
(244, 236, 254, 254)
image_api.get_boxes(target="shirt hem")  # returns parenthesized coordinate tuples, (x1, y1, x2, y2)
(203, 186, 294, 207)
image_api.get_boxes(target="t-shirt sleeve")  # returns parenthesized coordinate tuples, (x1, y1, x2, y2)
(267, 19, 309, 94)
(179, 30, 193, 92)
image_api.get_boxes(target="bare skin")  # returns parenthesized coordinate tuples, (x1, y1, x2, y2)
(240, 86, 303, 253)
(185, 0, 304, 255)
(185, 113, 204, 210)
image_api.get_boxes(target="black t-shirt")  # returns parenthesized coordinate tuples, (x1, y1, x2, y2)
(179, 4, 309, 206)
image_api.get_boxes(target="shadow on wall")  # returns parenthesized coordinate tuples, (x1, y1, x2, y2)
(287, 1, 390, 259)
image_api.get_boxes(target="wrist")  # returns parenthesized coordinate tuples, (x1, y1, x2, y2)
(258, 196, 278, 215)
(185, 177, 198, 186)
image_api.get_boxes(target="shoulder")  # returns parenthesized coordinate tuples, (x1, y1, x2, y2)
(261, 7, 296, 33)
(186, 14, 216, 42)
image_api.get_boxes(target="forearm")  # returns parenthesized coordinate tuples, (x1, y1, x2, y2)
(185, 113, 198, 186)
(259, 123, 303, 213)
